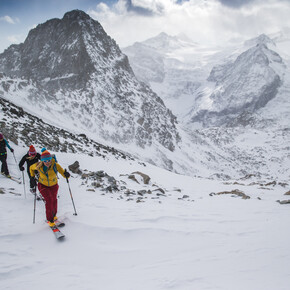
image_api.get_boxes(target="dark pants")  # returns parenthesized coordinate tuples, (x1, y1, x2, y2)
(27, 169, 35, 188)
(0, 153, 9, 175)
(29, 177, 35, 189)
(38, 183, 59, 222)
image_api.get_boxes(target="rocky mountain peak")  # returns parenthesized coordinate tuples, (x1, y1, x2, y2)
(209, 43, 283, 84)
(0, 9, 123, 91)
(63, 9, 91, 21)
(192, 42, 284, 126)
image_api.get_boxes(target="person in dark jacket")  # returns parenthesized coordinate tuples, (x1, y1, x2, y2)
(19, 145, 41, 193)
(0, 133, 14, 177)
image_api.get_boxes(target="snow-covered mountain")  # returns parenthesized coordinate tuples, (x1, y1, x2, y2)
(123, 32, 290, 180)
(191, 43, 283, 126)
(0, 10, 179, 152)
(123, 32, 287, 126)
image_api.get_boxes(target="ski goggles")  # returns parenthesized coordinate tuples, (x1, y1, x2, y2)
(41, 156, 52, 162)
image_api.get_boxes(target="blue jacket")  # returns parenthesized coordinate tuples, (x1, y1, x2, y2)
(0, 139, 12, 155)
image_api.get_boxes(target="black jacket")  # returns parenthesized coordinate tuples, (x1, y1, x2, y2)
(19, 152, 41, 175)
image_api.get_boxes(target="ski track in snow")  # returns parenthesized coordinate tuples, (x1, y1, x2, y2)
(1, 150, 290, 290)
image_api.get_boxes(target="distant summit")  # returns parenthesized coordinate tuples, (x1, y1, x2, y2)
(244, 33, 276, 47)
(122, 32, 199, 84)
(63, 9, 91, 20)
(141, 32, 197, 51)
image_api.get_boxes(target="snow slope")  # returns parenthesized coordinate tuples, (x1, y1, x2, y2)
(1, 144, 290, 290)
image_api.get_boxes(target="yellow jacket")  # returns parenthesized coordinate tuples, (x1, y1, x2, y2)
(30, 159, 66, 187)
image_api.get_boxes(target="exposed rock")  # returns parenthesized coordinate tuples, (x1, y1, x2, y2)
(96, 171, 106, 178)
(137, 190, 147, 196)
(277, 199, 290, 204)
(214, 189, 250, 199)
(131, 171, 151, 184)
(264, 181, 277, 186)
(153, 188, 165, 194)
(91, 182, 101, 188)
(68, 161, 82, 174)
(128, 174, 139, 184)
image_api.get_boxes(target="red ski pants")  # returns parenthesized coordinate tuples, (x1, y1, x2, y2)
(38, 183, 59, 222)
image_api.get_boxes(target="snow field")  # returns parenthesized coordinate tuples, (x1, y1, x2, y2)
(1, 146, 290, 290)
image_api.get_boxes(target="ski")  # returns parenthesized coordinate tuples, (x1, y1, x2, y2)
(1, 174, 22, 184)
(9, 175, 21, 180)
(55, 219, 65, 227)
(50, 225, 65, 239)
(1, 172, 21, 180)
(10, 177, 22, 184)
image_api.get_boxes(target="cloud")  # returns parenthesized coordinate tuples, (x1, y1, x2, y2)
(126, 0, 167, 16)
(88, 0, 290, 47)
(217, 0, 254, 8)
(7, 35, 21, 43)
(0, 15, 18, 24)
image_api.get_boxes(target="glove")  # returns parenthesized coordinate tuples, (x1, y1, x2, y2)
(20, 166, 25, 171)
(10, 148, 14, 153)
(31, 177, 37, 188)
(64, 169, 70, 178)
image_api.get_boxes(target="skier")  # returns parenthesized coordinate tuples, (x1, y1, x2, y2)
(19, 145, 41, 193)
(30, 148, 70, 227)
(0, 133, 14, 178)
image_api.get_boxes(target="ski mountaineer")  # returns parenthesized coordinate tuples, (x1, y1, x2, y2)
(18, 145, 41, 193)
(0, 133, 14, 178)
(29, 148, 70, 227)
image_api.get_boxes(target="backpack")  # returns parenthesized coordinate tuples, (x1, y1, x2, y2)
(52, 154, 58, 177)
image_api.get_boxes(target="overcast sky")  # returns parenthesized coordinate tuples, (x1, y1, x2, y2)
(1, 0, 290, 53)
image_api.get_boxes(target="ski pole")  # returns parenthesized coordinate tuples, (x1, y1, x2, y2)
(66, 177, 77, 216)
(12, 152, 22, 179)
(22, 171, 26, 199)
(12, 151, 17, 164)
(33, 185, 37, 224)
